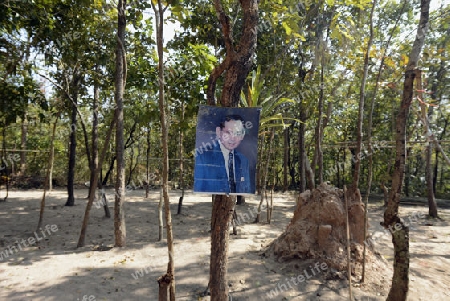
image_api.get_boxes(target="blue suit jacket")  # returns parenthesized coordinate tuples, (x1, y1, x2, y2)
(194, 143, 251, 194)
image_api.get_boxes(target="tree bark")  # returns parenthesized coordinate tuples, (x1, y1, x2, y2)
(417, 71, 438, 217)
(283, 127, 289, 191)
(365, 0, 407, 204)
(158, 186, 164, 241)
(153, 1, 175, 299)
(77, 87, 116, 247)
(146, 126, 151, 198)
(102, 155, 116, 186)
(353, 0, 376, 189)
(177, 102, 185, 215)
(298, 102, 307, 192)
(434, 118, 448, 193)
(313, 63, 324, 185)
(65, 88, 78, 206)
(383, 1, 430, 300)
(20, 114, 27, 176)
(361, 0, 377, 283)
(207, 1, 258, 300)
(256, 129, 274, 223)
(48, 118, 57, 191)
(37, 118, 58, 230)
(114, 0, 127, 248)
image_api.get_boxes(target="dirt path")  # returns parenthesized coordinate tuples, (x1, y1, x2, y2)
(0, 189, 448, 300)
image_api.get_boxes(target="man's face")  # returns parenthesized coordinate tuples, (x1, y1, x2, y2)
(216, 120, 245, 151)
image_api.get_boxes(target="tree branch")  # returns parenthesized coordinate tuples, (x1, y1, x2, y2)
(213, 0, 234, 54)
(39, 72, 91, 163)
(206, 57, 230, 105)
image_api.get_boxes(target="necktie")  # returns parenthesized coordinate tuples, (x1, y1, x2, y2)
(228, 152, 236, 193)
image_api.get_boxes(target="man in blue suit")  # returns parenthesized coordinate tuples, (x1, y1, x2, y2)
(194, 115, 251, 194)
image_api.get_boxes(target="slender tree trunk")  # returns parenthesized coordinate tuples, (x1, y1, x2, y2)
(126, 147, 134, 186)
(126, 142, 140, 187)
(434, 118, 448, 193)
(20, 114, 27, 176)
(146, 126, 151, 198)
(256, 129, 274, 223)
(102, 156, 116, 186)
(298, 104, 307, 192)
(361, 0, 377, 283)
(1, 127, 8, 202)
(256, 134, 263, 194)
(417, 71, 438, 217)
(48, 120, 56, 191)
(65, 90, 78, 206)
(336, 149, 341, 187)
(78, 79, 98, 243)
(305, 154, 315, 191)
(314, 63, 324, 185)
(158, 186, 164, 241)
(404, 151, 410, 197)
(384, 2, 430, 300)
(365, 0, 407, 203)
(77, 85, 116, 247)
(283, 127, 289, 191)
(177, 102, 185, 214)
(37, 119, 58, 230)
(153, 1, 175, 299)
(353, 0, 376, 189)
(114, 0, 127, 248)
(103, 121, 137, 186)
(266, 130, 275, 223)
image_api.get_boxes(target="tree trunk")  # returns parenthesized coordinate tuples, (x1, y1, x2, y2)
(305, 154, 315, 191)
(20, 114, 28, 176)
(126, 146, 135, 186)
(383, 2, 430, 300)
(153, 1, 176, 299)
(283, 127, 289, 191)
(1, 127, 8, 202)
(335, 149, 341, 187)
(158, 273, 172, 301)
(146, 126, 151, 198)
(353, 0, 376, 190)
(256, 129, 274, 223)
(417, 71, 438, 217)
(365, 0, 407, 203)
(207, 1, 258, 299)
(177, 102, 185, 215)
(360, 0, 377, 283)
(102, 155, 116, 186)
(434, 118, 448, 193)
(298, 104, 307, 192)
(48, 118, 57, 191)
(209, 195, 235, 300)
(314, 63, 324, 185)
(77, 80, 116, 247)
(65, 90, 78, 206)
(256, 134, 263, 194)
(37, 119, 58, 230)
(103, 121, 137, 186)
(158, 186, 164, 241)
(114, 0, 127, 248)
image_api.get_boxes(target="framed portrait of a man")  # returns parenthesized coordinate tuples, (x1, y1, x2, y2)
(193, 105, 261, 195)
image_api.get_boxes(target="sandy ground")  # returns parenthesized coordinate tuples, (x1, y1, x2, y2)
(0, 188, 449, 301)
